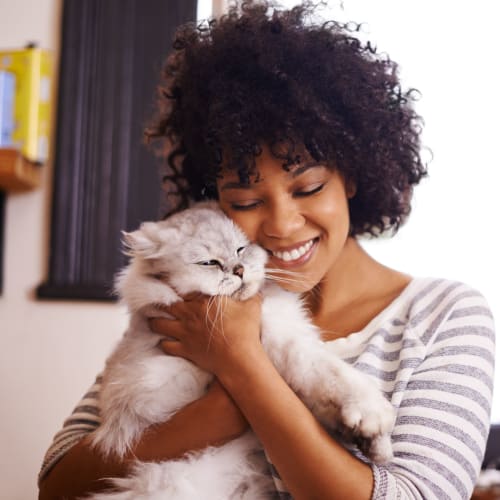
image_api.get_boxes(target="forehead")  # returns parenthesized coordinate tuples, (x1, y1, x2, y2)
(217, 158, 326, 191)
(189, 217, 247, 245)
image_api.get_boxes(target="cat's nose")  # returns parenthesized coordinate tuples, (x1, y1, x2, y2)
(233, 264, 244, 278)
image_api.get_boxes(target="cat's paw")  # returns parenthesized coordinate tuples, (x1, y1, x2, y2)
(340, 389, 395, 437)
(367, 434, 394, 464)
(339, 384, 395, 463)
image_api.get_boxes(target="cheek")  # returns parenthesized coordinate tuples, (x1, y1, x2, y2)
(170, 267, 221, 295)
(312, 186, 350, 227)
(226, 212, 260, 242)
(322, 199, 349, 224)
(217, 202, 258, 241)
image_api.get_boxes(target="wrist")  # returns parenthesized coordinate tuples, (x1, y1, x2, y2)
(216, 343, 270, 394)
(203, 381, 249, 438)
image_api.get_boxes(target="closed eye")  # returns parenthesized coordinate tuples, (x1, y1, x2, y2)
(294, 183, 325, 198)
(228, 183, 325, 210)
(230, 201, 262, 211)
(196, 260, 222, 268)
(236, 246, 245, 255)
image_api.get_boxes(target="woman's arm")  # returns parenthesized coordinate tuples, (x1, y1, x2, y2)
(218, 344, 375, 500)
(367, 284, 496, 500)
(38, 381, 248, 500)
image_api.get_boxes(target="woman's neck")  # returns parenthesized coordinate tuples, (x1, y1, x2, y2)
(305, 238, 411, 339)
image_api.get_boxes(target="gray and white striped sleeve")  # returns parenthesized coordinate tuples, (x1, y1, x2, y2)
(371, 284, 495, 499)
(38, 375, 102, 484)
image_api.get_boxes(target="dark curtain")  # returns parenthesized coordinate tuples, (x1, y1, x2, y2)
(38, 0, 197, 301)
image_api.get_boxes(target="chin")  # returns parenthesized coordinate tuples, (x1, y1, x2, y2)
(232, 282, 261, 301)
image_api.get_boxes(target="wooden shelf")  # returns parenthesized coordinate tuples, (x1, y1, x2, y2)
(0, 147, 41, 192)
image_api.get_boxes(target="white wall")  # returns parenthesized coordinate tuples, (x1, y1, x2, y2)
(0, 1, 127, 499)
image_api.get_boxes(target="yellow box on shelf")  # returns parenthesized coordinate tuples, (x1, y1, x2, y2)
(0, 46, 52, 163)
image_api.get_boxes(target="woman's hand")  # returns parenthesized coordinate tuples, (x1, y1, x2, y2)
(149, 293, 263, 377)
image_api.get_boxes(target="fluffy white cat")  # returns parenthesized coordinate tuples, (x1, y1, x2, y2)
(87, 201, 395, 500)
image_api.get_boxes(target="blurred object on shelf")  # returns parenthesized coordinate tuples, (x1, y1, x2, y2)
(0, 45, 52, 163)
(0, 70, 15, 146)
(0, 147, 41, 191)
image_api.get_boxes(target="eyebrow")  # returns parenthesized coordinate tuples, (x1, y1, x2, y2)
(219, 162, 323, 191)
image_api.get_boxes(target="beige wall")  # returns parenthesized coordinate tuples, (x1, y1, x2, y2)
(0, 1, 127, 498)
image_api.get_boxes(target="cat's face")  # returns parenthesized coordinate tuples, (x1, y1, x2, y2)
(124, 202, 268, 300)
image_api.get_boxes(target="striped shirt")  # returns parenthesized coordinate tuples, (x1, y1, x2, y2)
(39, 277, 496, 499)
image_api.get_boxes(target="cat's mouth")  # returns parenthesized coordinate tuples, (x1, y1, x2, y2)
(231, 283, 258, 301)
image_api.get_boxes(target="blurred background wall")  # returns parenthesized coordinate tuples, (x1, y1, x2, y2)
(0, 1, 128, 498)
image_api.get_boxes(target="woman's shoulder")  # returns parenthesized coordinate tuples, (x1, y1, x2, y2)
(347, 276, 494, 347)
(399, 276, 495, 347)
(402, 276, 493, 317)
(328, 275, 494, 378)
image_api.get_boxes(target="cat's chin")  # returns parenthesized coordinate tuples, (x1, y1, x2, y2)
(231, 284, 260, 301)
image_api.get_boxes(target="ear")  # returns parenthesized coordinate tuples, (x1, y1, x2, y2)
(346, 179, 357, 199)
(121, 230, 154, 258)
(122, 223, 180, 259)
(121, 222, 162, 259)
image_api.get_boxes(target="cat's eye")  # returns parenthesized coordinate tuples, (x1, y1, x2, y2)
(236, 246, 245, 255)
(196, 259, 222, 268)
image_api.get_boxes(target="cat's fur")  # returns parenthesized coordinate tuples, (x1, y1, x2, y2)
(87, 202, 395, 500)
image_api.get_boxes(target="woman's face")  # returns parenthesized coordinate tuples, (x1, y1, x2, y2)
(216, 147, 353, 293)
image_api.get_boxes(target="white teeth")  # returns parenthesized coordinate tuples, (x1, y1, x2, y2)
(272, 239, 314, 262)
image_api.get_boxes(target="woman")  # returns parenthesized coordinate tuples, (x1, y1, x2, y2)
(38, 2, 495, 499)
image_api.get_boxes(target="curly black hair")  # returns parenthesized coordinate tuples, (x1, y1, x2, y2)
(147, 0, 428, 237)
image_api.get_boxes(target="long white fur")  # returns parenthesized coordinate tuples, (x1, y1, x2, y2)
(87, 201, 395, 500)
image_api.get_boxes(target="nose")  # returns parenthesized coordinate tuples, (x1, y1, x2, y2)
(262, 200, 304, 239)
(233, 264, 244, 278)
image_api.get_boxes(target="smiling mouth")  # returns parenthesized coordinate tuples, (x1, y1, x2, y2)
(269, 237, 319, 264)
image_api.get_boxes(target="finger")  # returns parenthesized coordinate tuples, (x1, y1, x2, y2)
(151, 300, 197, 316)
(164, 299, 202, 315)
(149, 317, 185, 338)
(181, 291, 205, 302)
(159, 339, 186, 358)
(153, 301, 192, 316)
(153, 303, 175, 315)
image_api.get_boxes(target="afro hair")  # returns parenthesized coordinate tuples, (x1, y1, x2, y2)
(147, 0, 428, 236)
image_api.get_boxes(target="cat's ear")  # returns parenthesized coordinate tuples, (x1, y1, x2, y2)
(121, 223, 166, 259)
(122, 230, 154, 258)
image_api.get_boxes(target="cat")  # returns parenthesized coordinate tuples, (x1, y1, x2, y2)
(87, 201, 395, 500)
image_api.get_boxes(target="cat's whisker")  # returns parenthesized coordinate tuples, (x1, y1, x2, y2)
(215, 292, 223, 340)
(264, 270, 309, 284)
(219, 295, 229, 343)
(205, 296, 217, 329)
(265, 275, 303, 286)
(206, 295, 220, 350)
(264, 271, 303, 281)
(265, 268, 302, 277)
(208, 288, 229, 346)
(265, 274, 313, 287)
